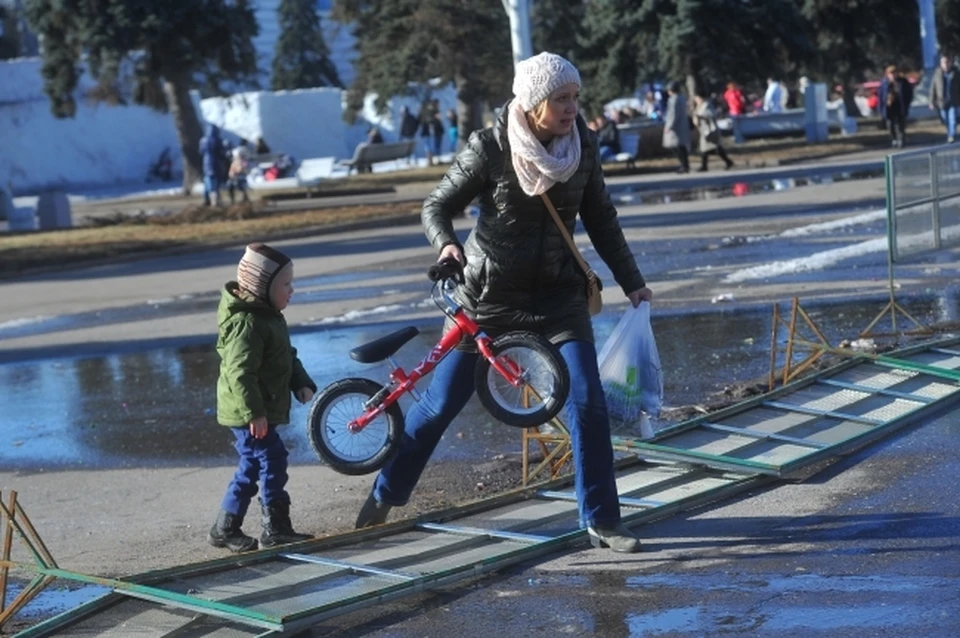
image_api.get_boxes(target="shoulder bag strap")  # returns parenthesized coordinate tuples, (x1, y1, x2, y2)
(539, 193, 594, 276)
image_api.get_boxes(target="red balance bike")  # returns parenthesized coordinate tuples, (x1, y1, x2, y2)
(307, 257, 570, 475)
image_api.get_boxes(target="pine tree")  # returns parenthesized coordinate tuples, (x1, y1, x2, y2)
(272, 0, 342, 90)
(531, 0, 585, 63)
(802, 0, 920, 113)
(657, 0, 813, 97)
(576, 0, 657, 115)
(334, 0, 512, 146)
(936, 0, 960, 59)
(0, 5, 20, 59)
(23, 0, 259, 194)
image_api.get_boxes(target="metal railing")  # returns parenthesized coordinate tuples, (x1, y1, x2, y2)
(887, 143, 960, 261)
(862, 143, 960, 336)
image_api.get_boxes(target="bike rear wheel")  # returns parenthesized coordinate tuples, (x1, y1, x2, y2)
(307, 378, 403, 475)
(474, 332, 570, 428)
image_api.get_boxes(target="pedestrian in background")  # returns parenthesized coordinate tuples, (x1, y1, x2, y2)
(199, 124, 224, 206)
(880, 65, 914, 148)
(227, 147, 250, 205)
(447, 108, 459, 152)
(693, 91, 734, 172)
(724, 82, 746, 116)
(662, 81, 691, 173)
(930, 54, 960, 143)
(763, 78, 784, 113)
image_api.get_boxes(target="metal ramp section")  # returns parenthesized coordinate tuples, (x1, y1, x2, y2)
(13, 464, 764, 637)
(612, 338, 960, 476)
(10, 338, 960, 637)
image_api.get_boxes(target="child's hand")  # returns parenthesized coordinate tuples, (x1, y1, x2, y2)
(249, 416, 268, 439)
(296, 387, 315, 404)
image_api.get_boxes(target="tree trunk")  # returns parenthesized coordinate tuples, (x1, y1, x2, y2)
(454, 67, 481, 152)
(841, 81, 860, 119)
(162, 73, 204, 195)
(685, 73, 698, 104)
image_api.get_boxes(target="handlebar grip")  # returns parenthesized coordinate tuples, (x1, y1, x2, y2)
(427, 256, 464, 283)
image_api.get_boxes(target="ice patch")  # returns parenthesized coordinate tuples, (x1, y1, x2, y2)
(779, 208, 886, 237)
(311, 304, 408, 325)
(725, 237, 887, 283)
(0, 316, 51, 330)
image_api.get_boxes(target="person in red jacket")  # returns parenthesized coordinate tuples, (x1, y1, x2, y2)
(724, 82, 747, 116)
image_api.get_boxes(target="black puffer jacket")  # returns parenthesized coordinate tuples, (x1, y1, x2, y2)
(422, 103, 646, 344)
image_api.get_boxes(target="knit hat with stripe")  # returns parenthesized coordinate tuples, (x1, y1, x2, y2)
(237, 243, 291, 301)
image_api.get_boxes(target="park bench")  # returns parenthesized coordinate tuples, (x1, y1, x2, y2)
(730, 104, 857, 143)
(602, 120, 668, 170)
(339, 140, 416, 175)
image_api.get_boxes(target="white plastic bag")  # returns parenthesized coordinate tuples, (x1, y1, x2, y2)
(597, 302, 663, 432)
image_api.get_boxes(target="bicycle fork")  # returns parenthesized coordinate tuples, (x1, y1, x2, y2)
(349, 356, 423, 434)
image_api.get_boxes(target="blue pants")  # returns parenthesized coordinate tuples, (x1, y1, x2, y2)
(941, 107, 957, 141)
(221, 426, 289, 518)
(372, 340, 621, 528)
(203, 175, 221, 205)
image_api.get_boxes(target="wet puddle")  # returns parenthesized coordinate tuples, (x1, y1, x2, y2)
(609, 168, 884, 206)
(2, 582, 110, 620)
(0, 294, 951, 472)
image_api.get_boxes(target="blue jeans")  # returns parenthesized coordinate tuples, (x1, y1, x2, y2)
(372, 340, 621, 528)
(941, 107, 957, 140)
(221, 426, 290, 518)
(203, 175, 221, 205)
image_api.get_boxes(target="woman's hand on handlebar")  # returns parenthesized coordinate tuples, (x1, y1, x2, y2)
(628, 287, 653, 308)
(439, 243, 464, 265)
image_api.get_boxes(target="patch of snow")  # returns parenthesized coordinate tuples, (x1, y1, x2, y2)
(778, 209, 887, 237)
(0, 316, 51, 330)
(725, 237, 888, 283)
(1, 59, 184, 194)
(310, 304, 409, 325)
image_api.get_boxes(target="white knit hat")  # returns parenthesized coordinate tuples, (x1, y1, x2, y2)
(512, 52, 581, 111)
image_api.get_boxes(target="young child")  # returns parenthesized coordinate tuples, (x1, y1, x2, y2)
(208, 243, 316, 552)
(227, 147, 250, 205)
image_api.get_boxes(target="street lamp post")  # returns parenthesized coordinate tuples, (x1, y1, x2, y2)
(918, 0, 938, 70)
(501, 0, 533, 67)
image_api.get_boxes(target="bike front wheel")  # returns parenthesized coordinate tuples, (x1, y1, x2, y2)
(474, 332, 570, 428)
(307, 378, 404, 475)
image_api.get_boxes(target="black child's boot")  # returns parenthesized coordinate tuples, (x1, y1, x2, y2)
(208, 510, 258, 553)
(260, 500, 312, 548)
(355, 492, 392, 529)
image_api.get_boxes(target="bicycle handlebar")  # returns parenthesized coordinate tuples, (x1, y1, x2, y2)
(427, 256, 465, 284)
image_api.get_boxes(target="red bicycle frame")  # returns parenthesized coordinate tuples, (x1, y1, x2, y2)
(347, 306, 526, 433)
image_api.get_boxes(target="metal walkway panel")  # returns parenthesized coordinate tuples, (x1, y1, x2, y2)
(19, 462, 763, 637)
(18, 596, 265, 638)
(157, 559, 407, 617)
(612, 339, 960, 477)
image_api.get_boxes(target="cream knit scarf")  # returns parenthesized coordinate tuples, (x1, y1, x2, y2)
(506, 101, 581, 196)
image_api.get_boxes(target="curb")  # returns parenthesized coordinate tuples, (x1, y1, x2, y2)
(0, 209, 425, 281)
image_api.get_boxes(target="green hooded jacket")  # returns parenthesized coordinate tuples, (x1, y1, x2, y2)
(216, 282, 316, 427)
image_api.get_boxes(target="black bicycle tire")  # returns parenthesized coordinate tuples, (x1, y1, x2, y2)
(306, 377, 404, 475)
(474, 331, 570, 428)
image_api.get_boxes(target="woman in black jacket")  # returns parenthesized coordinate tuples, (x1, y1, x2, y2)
(355, 52, 652, 553)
